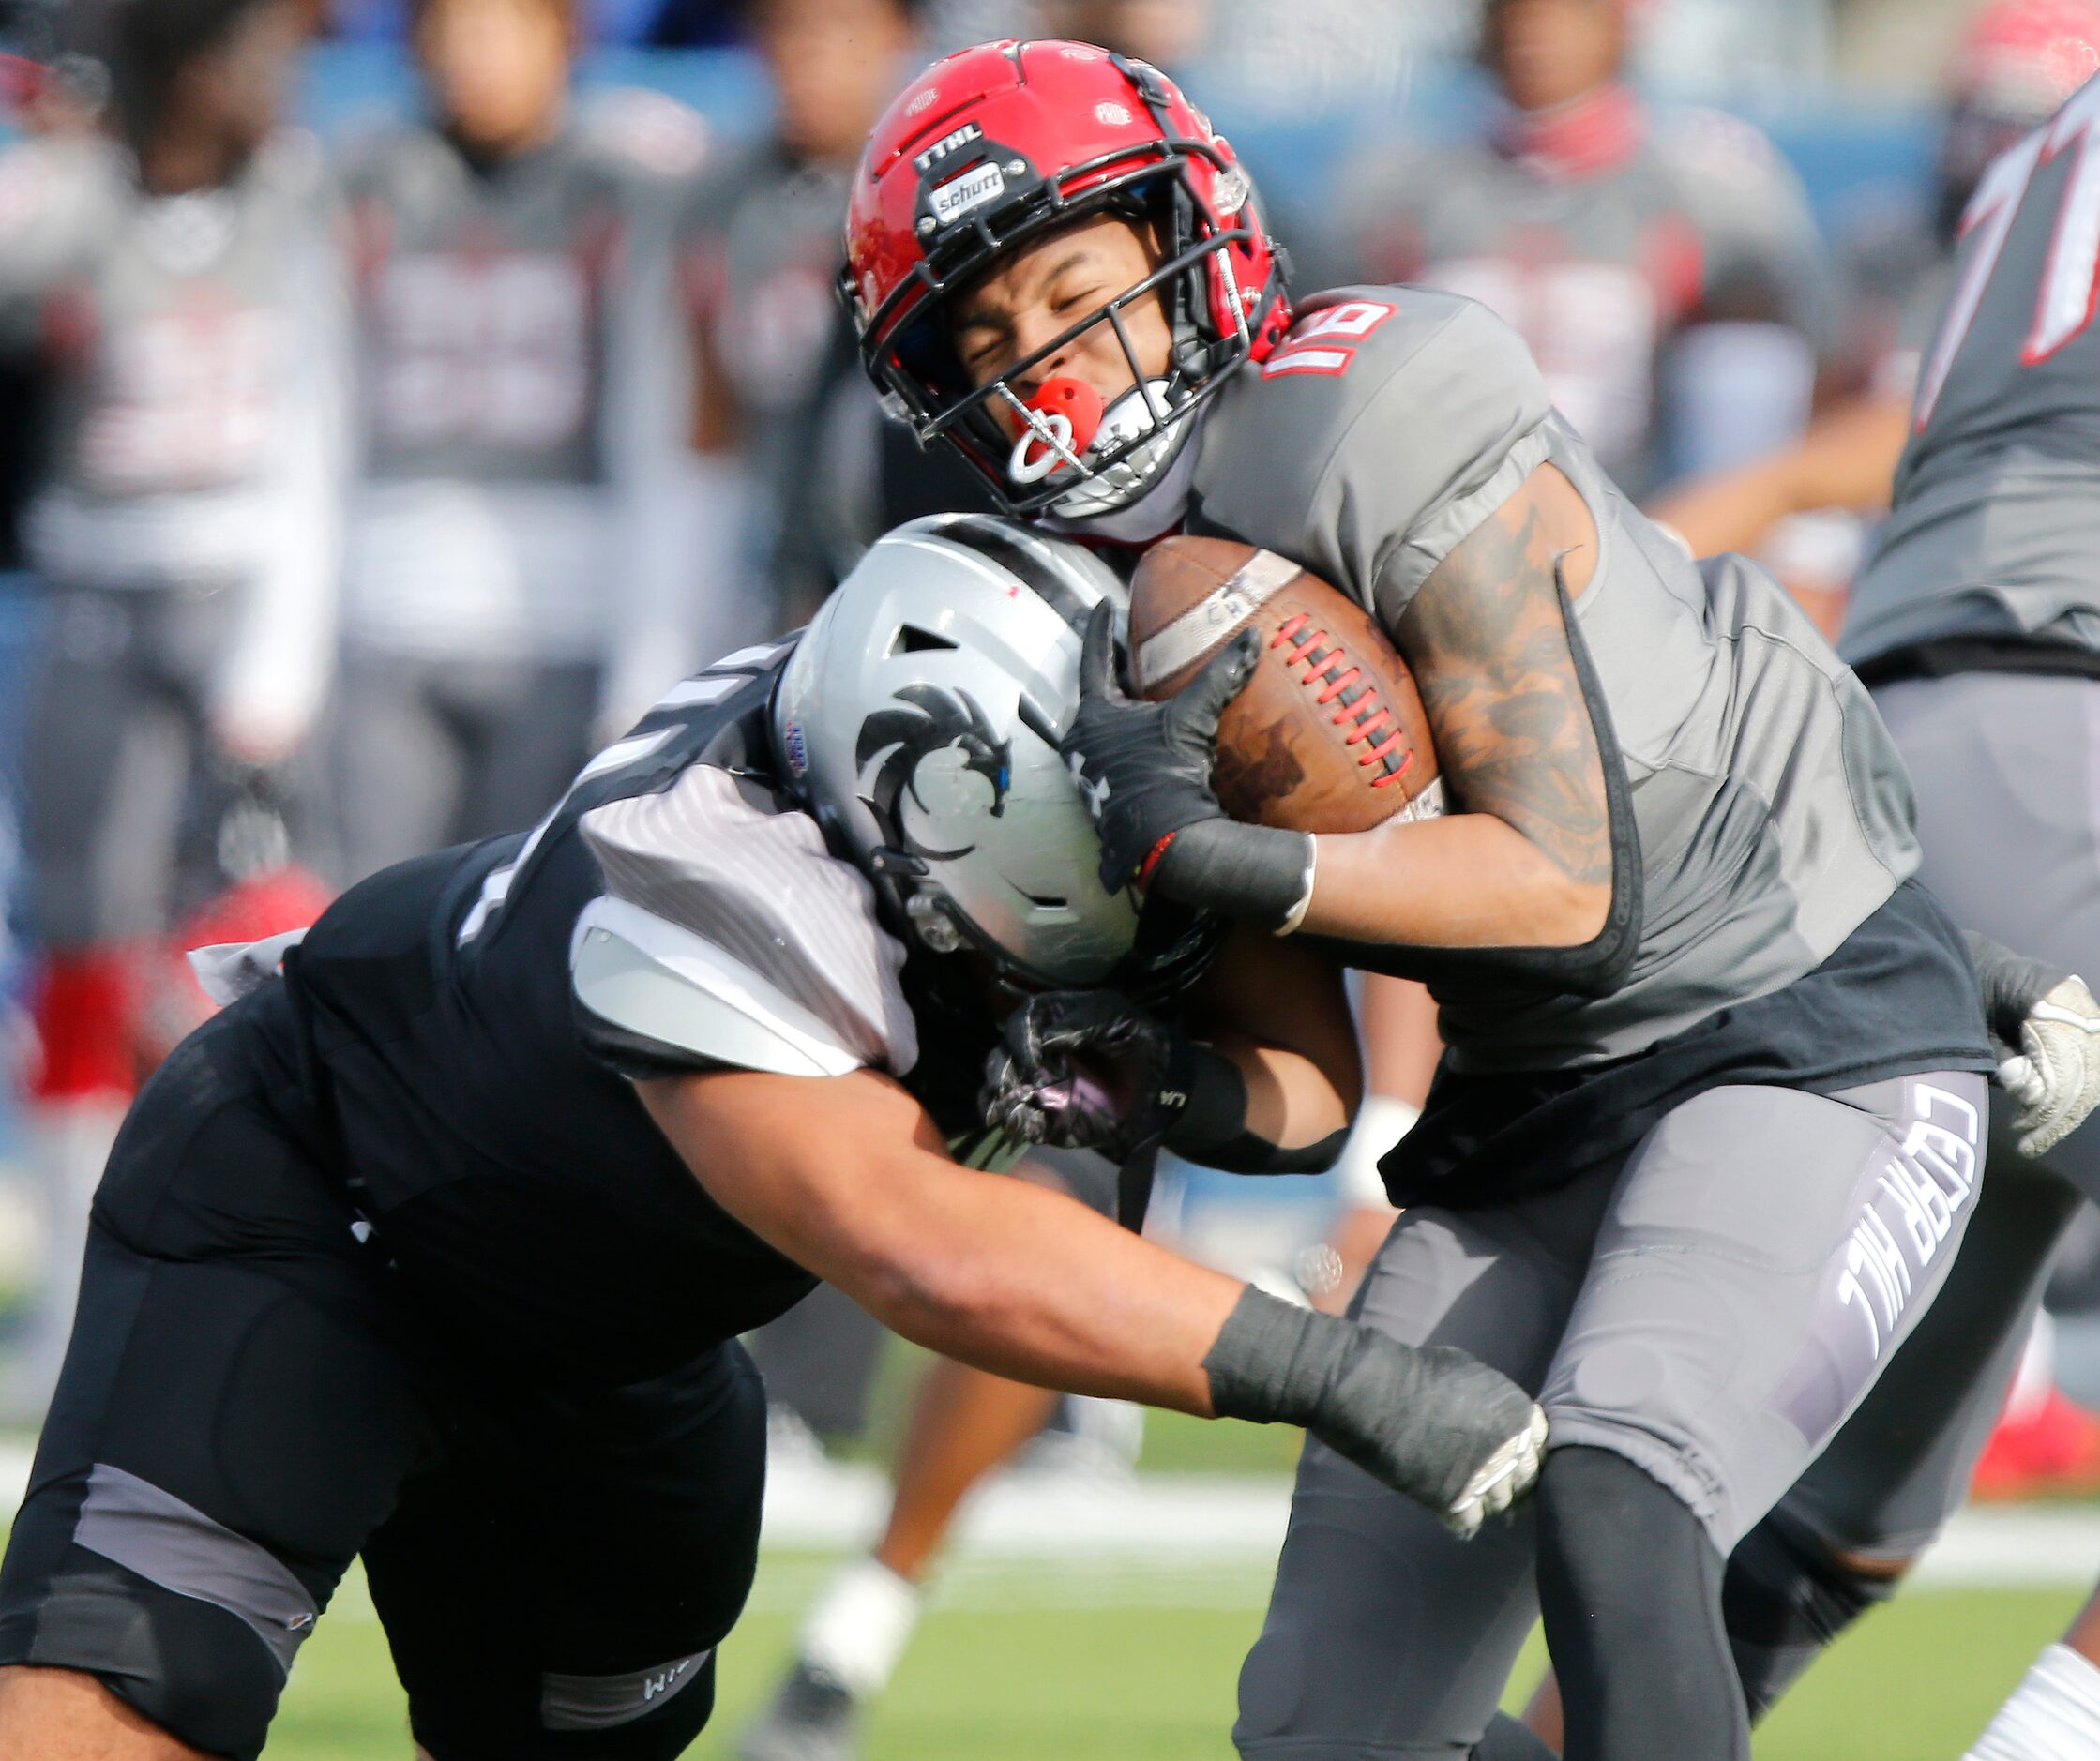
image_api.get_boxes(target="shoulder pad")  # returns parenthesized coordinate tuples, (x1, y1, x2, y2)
(571, 896, 868, 1079)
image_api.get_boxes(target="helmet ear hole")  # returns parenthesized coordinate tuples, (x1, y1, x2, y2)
(904, 889, 969, 954)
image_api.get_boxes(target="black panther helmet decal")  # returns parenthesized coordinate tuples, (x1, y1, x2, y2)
(854, 684, 1013, 864)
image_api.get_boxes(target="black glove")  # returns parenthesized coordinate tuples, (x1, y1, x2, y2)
(1062, 601, 1249, 891)
(1204, 1287, 1548, 1540)
(1061, 605, 1313, 932)
(979, 988, 1231, 1161)
(982, 989, 1353, 1178)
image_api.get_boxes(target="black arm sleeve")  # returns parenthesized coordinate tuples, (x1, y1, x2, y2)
(1164, 1039, 1350, 1176)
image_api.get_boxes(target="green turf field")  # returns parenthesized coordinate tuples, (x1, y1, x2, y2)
(258, 1555, 2083, 1759)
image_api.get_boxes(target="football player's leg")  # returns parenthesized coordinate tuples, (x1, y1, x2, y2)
(14, 591, 188, 1420)
(1874, 670, 2100, 1753)
(1537, 1073, 1987, 1760)
(367, 1341, 766, 1761)
(0, 1006, 442, 1761)
(1728, 1149, 2075, 1721)
(329, 648, 463, 883)
(1956, 1127, 2100, 1756)
(1235, 1183, 1601, 1759)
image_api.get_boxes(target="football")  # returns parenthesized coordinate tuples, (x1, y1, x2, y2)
(1127, 536, 1445, 835)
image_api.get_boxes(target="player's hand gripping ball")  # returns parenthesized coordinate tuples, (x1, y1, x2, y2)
(1126, 537, 1444, 833)
(1060, 601, 1261, 894)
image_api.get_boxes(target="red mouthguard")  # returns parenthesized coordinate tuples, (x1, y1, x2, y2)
(1021, 377, 1106, 457)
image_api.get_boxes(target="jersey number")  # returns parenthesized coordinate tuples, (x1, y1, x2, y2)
(1915, 79, 2100, 429)
(376, 252, 595, 451)
(78, 306, 279, 489)
(1259, 300, 1397, 378)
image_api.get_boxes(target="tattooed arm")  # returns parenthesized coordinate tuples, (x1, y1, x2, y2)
(1296, 462, 1619, 951)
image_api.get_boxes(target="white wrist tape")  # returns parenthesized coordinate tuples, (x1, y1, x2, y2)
(1333, 1093, 1421, 1210)
(1274, 835, 1317, 937)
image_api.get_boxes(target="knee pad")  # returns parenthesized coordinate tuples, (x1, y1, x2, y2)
(27, 951, 138, 1103)
(1722, 1516, 1900, 1721)
(0, 1547, 293, 1761)
(413, 1650, 719, 1761)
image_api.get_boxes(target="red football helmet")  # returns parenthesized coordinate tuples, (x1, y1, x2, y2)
(842, 40, 1290, 519)
(1941, 0, 2100, 233)
(1954, 0, 2100, 114)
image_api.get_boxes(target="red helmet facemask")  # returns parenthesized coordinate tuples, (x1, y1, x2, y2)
(841, 39, 1291, 520)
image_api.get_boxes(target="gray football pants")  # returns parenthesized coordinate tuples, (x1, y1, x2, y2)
(1236, 1069, 1987, 1758)
(329, 646, 601, 887)
(24, 583, 255, 946)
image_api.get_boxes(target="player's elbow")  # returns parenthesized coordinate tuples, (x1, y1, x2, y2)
(823, 1215, 1008, 1346)
(861, 1248, 1015, 1351)
(1536, 872, 1611, 948)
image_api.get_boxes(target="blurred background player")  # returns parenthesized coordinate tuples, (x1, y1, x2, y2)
(1328, 0, 1830, 500)
(1838, 54, 2100, 1751)
(678, 0, 939, 634)
(1651, 0, 2100, 639)
(1654, 0, 2100, 1509)
(330, 0, 708, 885)
(0, 0, 341, 1420)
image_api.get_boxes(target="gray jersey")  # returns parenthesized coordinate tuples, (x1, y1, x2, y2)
(0, 128, 343, 735)
(1186, 287, 1919, 1071)
(337, 121, 694, 673)
(1848, 74, 2100, 667)
(678, 143, 854, 482)
(1337, 100, 1826, 489)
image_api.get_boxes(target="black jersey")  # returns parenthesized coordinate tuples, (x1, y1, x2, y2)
(268, 640, 999, 1383)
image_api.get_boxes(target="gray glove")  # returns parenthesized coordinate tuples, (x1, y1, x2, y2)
(2000, 974, 2100, 1158)
(1203, 1286, 1548, 1539)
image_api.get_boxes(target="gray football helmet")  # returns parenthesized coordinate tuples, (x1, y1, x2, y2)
(773, 513, 1142, 987)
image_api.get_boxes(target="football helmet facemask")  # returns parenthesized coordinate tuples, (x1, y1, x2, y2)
(841, 39, 1291, 521)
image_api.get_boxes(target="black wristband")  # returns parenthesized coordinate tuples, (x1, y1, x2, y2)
(1201, 1285, 1336, 1429)
(1160, 1036, 1248, 1156)
(1159, 1039, 1348, 1173)
(1966, 929, 2067, 1058)
(1152, 819, 1313, 933)
(1202, 1285, 1544, 1530)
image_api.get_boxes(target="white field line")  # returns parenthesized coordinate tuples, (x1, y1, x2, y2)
(0, 1444, 2093, 1614)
